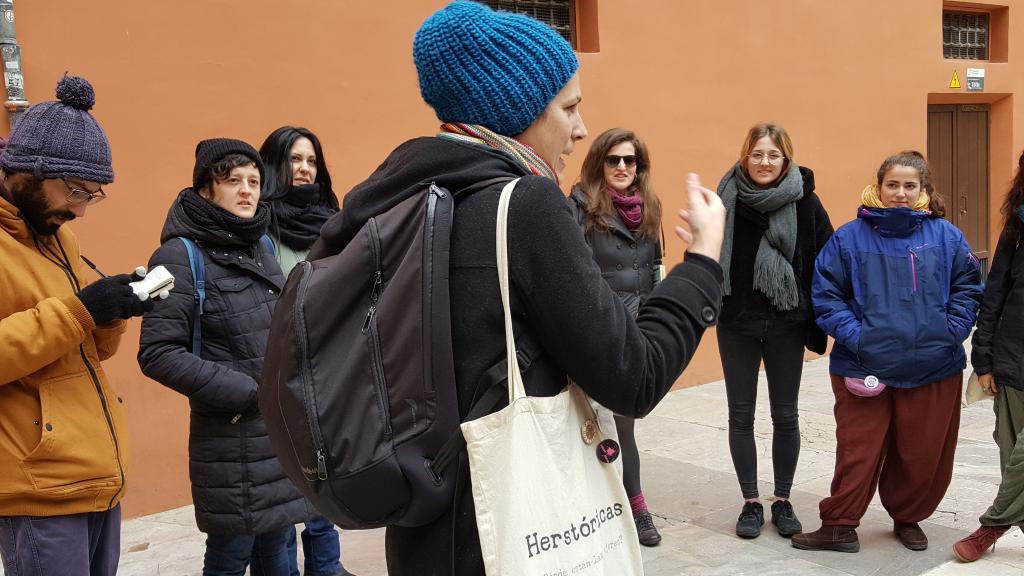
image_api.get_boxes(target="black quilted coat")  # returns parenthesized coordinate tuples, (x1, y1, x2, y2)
(138, 189, 310, 535)
(567, 186, 662, 315)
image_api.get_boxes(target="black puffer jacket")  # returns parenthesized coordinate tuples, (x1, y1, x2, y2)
(972, 229, 1024, 390)
(138, 189, 311, 535)
(310, 137, 723, 576)
(718, 167, 834, 352)
(567, 186, 662, 315)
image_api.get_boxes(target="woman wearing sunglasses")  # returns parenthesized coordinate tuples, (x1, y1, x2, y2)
(568, 127, 665, 547)
(715, 122, 833, 540)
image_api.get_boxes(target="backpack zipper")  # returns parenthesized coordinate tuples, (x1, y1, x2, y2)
(361, 218, 384, 334)
(294, 261, 329, 481)
(362, 218, 392, 435)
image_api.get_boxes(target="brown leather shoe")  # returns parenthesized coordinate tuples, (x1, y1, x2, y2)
(894, 522, 928, 551)
(791, 525, 859, 553)
(953, 525, 1009, 562)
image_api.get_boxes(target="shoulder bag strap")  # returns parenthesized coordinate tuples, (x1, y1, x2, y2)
(178, 237, 206, 357)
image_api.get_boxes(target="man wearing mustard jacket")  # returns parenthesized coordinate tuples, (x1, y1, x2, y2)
(0, 75, 154, 576)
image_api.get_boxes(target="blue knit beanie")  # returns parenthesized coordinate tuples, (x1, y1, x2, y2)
(0, 74, 113, 184)
(414, 1, 579, 136)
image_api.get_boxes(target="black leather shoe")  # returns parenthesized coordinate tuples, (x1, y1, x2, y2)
(736, 501, 764, 539)
(771, 499, 803, 537)
(634, 510, 662, 546)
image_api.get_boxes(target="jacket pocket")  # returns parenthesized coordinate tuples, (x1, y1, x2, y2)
(213, 276, 257, 317)
(19, 374, 121, 495)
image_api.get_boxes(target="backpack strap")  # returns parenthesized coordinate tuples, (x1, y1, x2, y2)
(430, 330, 544, 477)
(260, 234, 277, 258)
(178, 237, 206, 357)
(450, 176, 515, 198)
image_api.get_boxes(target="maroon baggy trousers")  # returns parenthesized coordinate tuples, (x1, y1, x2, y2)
(818, 372, 962, 527)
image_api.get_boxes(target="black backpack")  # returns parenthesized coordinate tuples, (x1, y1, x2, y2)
(260, 178, 530, 529)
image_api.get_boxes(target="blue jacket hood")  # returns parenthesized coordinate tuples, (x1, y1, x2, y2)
(856, 206, 935, 238)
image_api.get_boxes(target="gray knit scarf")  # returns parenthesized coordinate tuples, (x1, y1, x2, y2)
(717, 162, 804, 310)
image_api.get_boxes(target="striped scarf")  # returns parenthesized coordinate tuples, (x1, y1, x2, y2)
(437, 122, 558, 183)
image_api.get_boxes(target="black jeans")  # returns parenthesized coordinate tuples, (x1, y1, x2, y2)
(717, 320, 805, 499)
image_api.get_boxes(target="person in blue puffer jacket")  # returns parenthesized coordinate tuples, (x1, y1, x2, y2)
(792, 151, 983, 554)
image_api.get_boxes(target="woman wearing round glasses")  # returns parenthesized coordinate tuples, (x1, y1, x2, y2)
(715, 122, 833, 540)
(568, 127, 665, 547)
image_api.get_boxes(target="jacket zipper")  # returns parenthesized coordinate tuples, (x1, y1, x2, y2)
(79, 346, 125, 508)
(908, 248, 918, 293)
(294, 261, 329, 481)
(49, 242, 125, 507)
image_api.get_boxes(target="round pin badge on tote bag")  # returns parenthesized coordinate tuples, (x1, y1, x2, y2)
(460, 179, 645, 576)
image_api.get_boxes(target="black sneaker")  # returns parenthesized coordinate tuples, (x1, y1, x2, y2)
(633, 510, 662, 546)
(771, 499, 803, 537)
(736, 501, 764, 539)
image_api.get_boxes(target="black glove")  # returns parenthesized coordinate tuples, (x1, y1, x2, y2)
(77, 274, 155, 325)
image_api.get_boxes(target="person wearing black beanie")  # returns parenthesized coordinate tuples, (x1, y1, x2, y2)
(138, 138, 312, 575)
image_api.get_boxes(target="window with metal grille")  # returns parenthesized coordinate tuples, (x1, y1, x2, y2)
(943, 11, 989, 60)
(480, 1, 575, 47)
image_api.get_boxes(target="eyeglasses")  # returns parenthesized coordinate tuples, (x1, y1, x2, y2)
(62, 178, 106, 205)
(604, 155, 638, 169)
(747, 152, 786, 166)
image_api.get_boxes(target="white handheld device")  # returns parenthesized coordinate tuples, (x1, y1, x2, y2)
(130, 265, 175, 300)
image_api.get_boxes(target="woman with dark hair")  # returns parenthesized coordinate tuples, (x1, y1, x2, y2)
(259, 126, 340, 276)
(953, 150, 1024, 563)
(138, 139, 311, 575)
(794, 151, 983, 553)
(258, 126, 351, 576)
(568, 127, 664, 547)
(715, 122, 833, 540)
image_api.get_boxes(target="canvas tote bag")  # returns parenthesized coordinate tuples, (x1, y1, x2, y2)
(461, 178, 645, 576)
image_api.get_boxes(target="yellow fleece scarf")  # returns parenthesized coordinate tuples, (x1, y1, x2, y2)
(861, 184, 931, 211)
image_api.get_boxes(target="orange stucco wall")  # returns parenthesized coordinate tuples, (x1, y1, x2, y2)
(5, 0, 1023, 518)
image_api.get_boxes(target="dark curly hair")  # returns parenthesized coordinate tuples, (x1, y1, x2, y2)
(1000, 150, 1024, 241)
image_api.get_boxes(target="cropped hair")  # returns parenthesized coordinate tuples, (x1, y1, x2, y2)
(206, 154, 258, 188)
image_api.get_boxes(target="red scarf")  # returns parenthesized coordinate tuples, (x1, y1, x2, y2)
(607, 186, 643, 230)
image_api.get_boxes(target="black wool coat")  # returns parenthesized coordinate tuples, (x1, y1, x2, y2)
(567, 186, 662, 315)
(718, 166, 834, 352)
(310, 138, 724, 576)
(138, 189, 311, 535)
(972, 228, 1024, 390)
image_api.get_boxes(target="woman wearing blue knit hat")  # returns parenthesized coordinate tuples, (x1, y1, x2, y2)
(309, 2, 727, 574)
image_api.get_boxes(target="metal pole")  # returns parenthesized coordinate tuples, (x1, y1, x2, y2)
(0, 1, 28, 129)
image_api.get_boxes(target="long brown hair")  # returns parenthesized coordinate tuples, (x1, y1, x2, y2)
(875, 150, 946, 217)
(1000, 150, 1024, 241)
(576, 128, 662, 239)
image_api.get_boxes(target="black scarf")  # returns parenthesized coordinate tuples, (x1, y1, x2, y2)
(180, 188, 271, 246)
(272, 184, 337, 250)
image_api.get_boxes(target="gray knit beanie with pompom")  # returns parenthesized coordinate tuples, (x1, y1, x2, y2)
(0, 73, 114, 183)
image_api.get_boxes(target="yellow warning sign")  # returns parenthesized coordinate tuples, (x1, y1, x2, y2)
(950, 69, 961, 89)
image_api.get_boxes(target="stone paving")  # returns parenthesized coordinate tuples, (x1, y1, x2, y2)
(10, 352, 1024, 575)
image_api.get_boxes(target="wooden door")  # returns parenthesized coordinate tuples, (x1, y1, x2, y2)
(927, 104, 990, 271)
